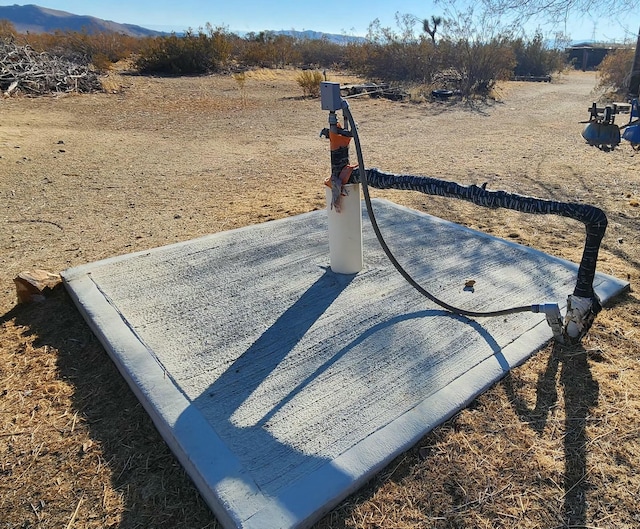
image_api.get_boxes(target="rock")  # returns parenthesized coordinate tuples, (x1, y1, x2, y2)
(14, 270, 61, 304)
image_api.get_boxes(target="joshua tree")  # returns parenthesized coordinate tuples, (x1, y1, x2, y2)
(422, 15, 443, 43)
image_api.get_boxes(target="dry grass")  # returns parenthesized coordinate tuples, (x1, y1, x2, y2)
(244, 67, 313, 82)
(1, 69, 639, 528)
(98, 72, 127, 94)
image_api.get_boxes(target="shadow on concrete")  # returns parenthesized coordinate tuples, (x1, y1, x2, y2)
(254, 308, 507, 430)
(176, 267, 508, 524)
(174, 268, 357, 520)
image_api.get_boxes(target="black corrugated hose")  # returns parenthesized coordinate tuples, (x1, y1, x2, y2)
(340, 101, 607, 319)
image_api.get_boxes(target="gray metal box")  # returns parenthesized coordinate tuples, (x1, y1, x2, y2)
(320, 82, 342, 111)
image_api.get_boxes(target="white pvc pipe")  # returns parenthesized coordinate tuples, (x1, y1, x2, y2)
(325, 183, 363, 274)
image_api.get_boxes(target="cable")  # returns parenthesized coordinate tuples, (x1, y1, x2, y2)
(341, 101, 534, 318)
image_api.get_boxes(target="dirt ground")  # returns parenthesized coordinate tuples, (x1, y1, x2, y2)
(1, 68, 639, 528)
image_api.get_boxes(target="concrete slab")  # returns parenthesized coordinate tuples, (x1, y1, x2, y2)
(62, 199, 628, 529)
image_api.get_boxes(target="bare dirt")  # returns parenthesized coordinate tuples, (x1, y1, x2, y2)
(1, 68, 639, 528)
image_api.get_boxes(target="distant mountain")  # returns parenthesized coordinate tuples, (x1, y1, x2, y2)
(0, 4, 364, 43)
(0, 4, 164, 37)
(270, 30, 365, 45)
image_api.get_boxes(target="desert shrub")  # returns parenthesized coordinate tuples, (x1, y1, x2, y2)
(296, 69, 324, 97)
(366, 39, 439, 82)
(347, 16, 441, 83)
(345, 35, 440, 84)
(345, 11, 518, 95)
(272, 34, 300, 67)
(433, 6, 517, 96)
(20, 30, 143, 71)
(136, 33, 205, 74)
(342, 41, 366, 72)
(237, 32, 300, 68)
(597, 46, 635, 96)
(135, 25, 231, 74)
(296, 37, 345, 68)
(232, 71, 248, 106)
(91, 52, 113, 72)
(439, 36, 515, 96)
(512, 31, 566, 77)
(0, 19, 17, 40)
(343, 41, 372, 76)
(236, 37, 269, 67)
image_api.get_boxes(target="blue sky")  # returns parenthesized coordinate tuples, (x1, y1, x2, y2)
(2, 1, 639, 43)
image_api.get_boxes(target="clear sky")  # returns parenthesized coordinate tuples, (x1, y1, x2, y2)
(2, 0, 639, 43)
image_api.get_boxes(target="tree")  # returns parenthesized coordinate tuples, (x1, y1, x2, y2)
(422, 15, 443, 43)
(475, 0, 639, 25)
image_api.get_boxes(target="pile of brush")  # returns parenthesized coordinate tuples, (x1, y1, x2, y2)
(0, 39, 102, 96)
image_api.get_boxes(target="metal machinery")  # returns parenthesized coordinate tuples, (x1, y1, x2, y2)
(582, 27, 640, 149)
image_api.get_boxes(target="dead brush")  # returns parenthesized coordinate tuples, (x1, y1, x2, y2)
(99, 71, 127, 94)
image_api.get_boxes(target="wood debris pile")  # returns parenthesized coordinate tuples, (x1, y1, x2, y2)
(1, 40, 102, 96)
